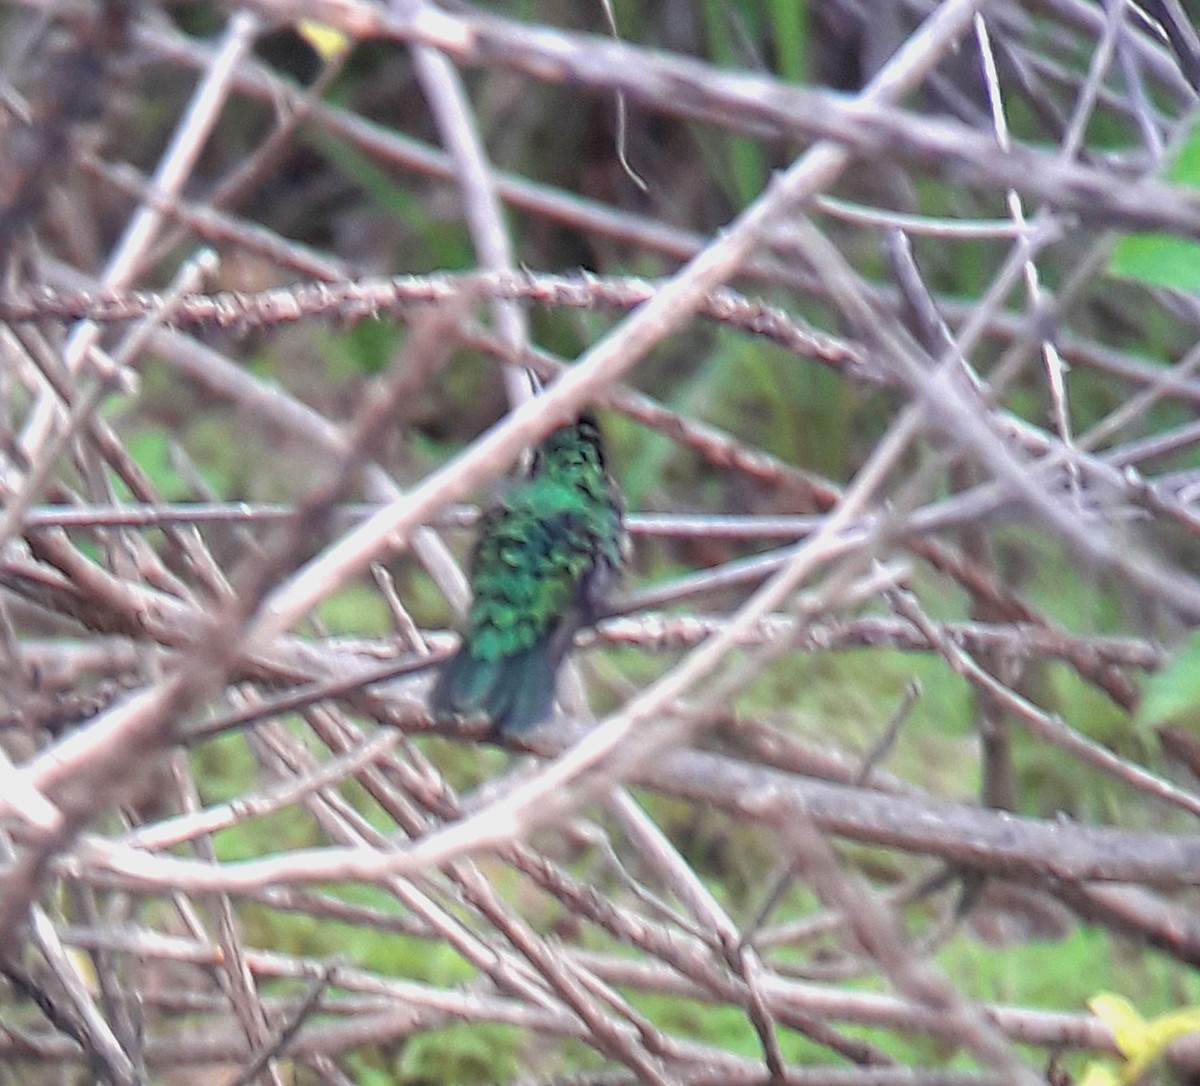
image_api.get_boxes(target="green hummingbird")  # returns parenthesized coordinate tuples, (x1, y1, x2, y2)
(431, 413, 626, 735)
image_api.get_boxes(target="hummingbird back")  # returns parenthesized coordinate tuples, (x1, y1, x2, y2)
(431, 414, 625, 734)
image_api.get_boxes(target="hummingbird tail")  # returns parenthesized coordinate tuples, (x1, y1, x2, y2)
(431, 640, 559, 734)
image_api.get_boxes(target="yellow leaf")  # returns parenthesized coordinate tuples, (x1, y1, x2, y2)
(296, 19, 351, 61)
(1089, 993, 1145, 1059)
(65, 947, 99, 994)
(1127, 1007, 1200, 1081)
(1089, 992, 1200, 1083)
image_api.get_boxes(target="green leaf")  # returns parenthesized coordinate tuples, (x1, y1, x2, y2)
(1111, 125, 1200, 291)
(122, 429, 184, 501)
(1109, 233, 1200, 292)
(1137, 630, 1200, 732)
(1077, 1063, 1122, 1086)
(767, 0, 807, 83)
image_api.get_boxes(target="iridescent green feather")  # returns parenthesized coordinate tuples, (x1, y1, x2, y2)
(431, 415, 625, 734)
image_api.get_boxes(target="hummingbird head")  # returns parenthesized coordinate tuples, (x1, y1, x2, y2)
(531, 413, 607, 477)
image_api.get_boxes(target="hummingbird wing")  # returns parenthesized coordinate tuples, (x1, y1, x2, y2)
(432, 481, 623, 733)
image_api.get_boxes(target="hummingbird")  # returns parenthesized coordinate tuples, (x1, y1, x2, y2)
(431, 413, 626, 735)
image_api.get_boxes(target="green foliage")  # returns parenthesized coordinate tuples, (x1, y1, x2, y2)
(397, 1022, 521, 1085)
(1110, 232, 1200, 293)
(745, 632, 979, 796)
(304, 129, 475, 272)
(343, 1057, 395, 1086)
(330, 320, 404, 378)
(767, 0, 808, 83)
(1111, 124, 1200, 291)
(606, 410, 677, 511)
(191, 731, 259, 805)
(1137, 630, 1200, 735)
(697, 0, 780, 208)
(629, 987, 865, 1066)
(938, 926, 1123, 1009)
(120, 429, 190, 501)
(322, 894, 476, 983)
(316, 581, 393, 637)
(675, 332, 852, 484)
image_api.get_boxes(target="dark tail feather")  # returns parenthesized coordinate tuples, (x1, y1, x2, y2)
(431, 641, 559, 734)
